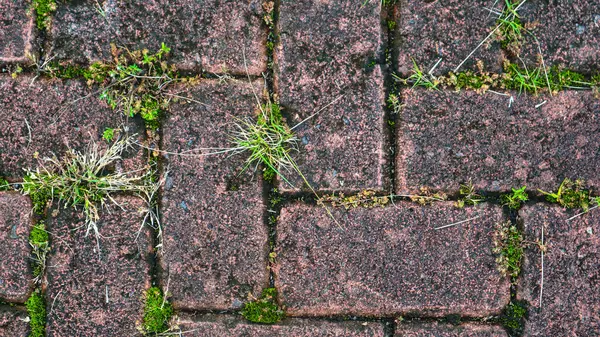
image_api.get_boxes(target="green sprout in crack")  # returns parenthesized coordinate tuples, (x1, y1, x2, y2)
(29, 221, 50, 284)
(0, 177, 10, 191)
(455, 181, 484, 208)
(394, 59, 439, 90)
(241, 288, 284, 324)
(495, 0, 525, 56)
(493, 221, 524, 280)
(32, 0, 57, 31)
(539, 178, 591, 210)
(501, 186, 528, 210)
(26, 290, 46, 337)
(142, 286, 173, 334)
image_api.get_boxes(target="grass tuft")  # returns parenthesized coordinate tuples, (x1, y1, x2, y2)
(501, 186, 528, 210)
(539, 178, 591, 210)
(241, 288, 284, 324)
(142, 287, 173, 334)
(26, 290, 46, 337)
(29, 221, 50, 283)
(394, 59, 439, 90)
(0, 177, 10, 191)
(455, 182, 484, 208)
(493, 221, 524, 280)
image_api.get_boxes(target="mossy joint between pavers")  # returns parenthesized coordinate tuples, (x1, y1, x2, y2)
(25, 290, 46, 337)
(241, 287, 284, 324)
(32, 0, 57, 31)
(142, 286, 174, 334)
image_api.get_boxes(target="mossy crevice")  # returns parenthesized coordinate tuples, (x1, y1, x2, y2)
(241, 287, 284, 324)
(26, 290, 46, 337)
(493, 221, 524, 281)
(32, 0, 57, 31)
(141, 286, 173, 334)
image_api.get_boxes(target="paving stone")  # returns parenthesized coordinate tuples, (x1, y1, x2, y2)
(45, 196, 152, 337)
(396, 89, 600, 194)
(395, 322, 507, 336)
(0, 0, 35, 63)
(50, 0, 267, 74)
(0, 75, 144, 181)
(396, 0, 504, 76)
(275, 202, 509, 317)
(275, 0, 388, 192)
(0, 192, 32, 304)
(160, 79, 268, 310)
(176, 314, 385, 336)
(0, 307, 29, 337)
(518, 205, 600, 336)
(519, 0, 600, 72)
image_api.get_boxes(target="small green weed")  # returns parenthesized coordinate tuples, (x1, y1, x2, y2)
(241, 288, 284, 324)
(493, 221, 524, 279)
(503, 61, 546, 95)
(501, 186, 528, 209)
(32, 0, 57, 31)
(142, 287, 173, 334)
(387, 93, 402, 114)
(29, 221, 50, 283)
(495, 0, 525, 55)
(0, 177, 10, 191)
(455, 182, 484, 208)
(26, 290, 46, 337)
(394, 59, 439, 90)
(539, 178, 591, 210)
(102, 128, 115, 142)
(501, 301, 527, 333)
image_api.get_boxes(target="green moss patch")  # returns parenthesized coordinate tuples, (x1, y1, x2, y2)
(501, 301, 527, 334)
(142, 287, 173, 334)
(32, 0, 57, 31)
(26, 291, 46, 337)
(539, 178, 592, 210)
(241, 287, 284, 324)
(493, 221, 524, 280)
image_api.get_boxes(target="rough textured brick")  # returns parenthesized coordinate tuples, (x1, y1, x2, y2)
(0, 0, 35, 63)
(519, 0, 600, 72)
(160, 79, 268, 310)
(276, 0, 388, 192)
(0, 307, 29, 337)
(45, 197, 152, 337)
(395, 322, 507, 336)
(0, 192, 32, 303)
(518, 205, 600, 336)
(0, 76, 144, 180)
(49, 0, 267, 74)
(396, 89, 600, 194)
(396, 0, 504, 76)
(176, 314, 385, 336)
(276, 202, 509, 317)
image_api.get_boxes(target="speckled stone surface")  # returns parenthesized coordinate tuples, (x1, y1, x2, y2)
(275, 202, 509, 317)
(0, 192, 32, 304)
(0, 0, 35, 63)
(0, 75, 144, 180)
(49, 0, 267, 74)
(160, 79, 268, 311)
(396, 0, 504, 76)
(0, 307, 30, 337)
(176, 314, 386, 336)
(396, 89, 600, 194)
(518, 205, 600, 336)
(519, 0, 600, 72)
(45, 197, 152, 337)
(275, 0, 388, 193)
(395, 322, 507, 336)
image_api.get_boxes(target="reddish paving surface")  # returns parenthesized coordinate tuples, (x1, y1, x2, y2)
(0, 193, 32, 304)
(395, 322, 507, 336)
(50, 0, 267, 74)
(45, 197, 151, 336)
(160, 80, 269, 311)
(396, 89, 600, 194)
(0, 307, 29, 337)
(176, 314, 385, 336)
(518, 205, 600, 336)
(276, 202, 509, 317)
(276, 0, 388, 192)
(0, 0, 35, 64)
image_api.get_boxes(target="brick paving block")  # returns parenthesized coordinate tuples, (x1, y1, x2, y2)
(519, 0, 600, 73)
(275, 0, 388, 192)
(50, 0, 266, 74)
(0, 0, 35, 63)
(396, 89, 600, 194)
(175, 314, 385, 336)
(0, 75, 144, 180)
(45, 196, 152, 337)
(0, 192, 32, 303)
(395, 322, 507, 336)
(396, 0, 504, 76)
(0, 306, 29, 337)
(518, 205, 600, 336)
(160, 79, 268, 310)
(275, 202, 509, 317)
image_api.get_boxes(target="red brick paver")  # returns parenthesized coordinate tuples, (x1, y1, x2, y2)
(396, 89, 600, 194)
(49, 0, 267, 74)
(0, 307, 29, 337)
(45, 197, 151, 337)
(0, 76, 143, 180)
(0, 192, 32, 304)
(276, 0, 388, 192)
(0, 0, 35, 63)
(276, 202, 509, 317)
(176, 314, 385, 336)
(518, 205, 600, 336)
(395, 322, 507, 336)
(160, 80, 268, 311)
